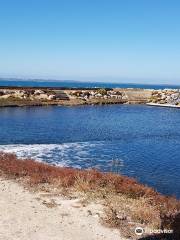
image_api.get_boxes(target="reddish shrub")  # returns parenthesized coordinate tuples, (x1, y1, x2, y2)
(0, 152, 179, 232)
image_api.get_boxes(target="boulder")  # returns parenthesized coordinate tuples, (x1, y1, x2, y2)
(34, 90, 45, 95)
(48, 95, 56, 100)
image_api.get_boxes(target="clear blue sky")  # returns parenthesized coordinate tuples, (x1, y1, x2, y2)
(0, 0, 180, 84)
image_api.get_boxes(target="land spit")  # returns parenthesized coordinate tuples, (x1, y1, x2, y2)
(0, 86, 180, 107)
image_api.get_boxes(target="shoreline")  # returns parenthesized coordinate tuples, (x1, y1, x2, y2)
(146, 103, 180, 108)
(1, 86, 179, 108)
(0, 153, 180, 239)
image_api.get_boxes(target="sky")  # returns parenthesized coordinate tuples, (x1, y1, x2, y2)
(0, 0, 180, 84)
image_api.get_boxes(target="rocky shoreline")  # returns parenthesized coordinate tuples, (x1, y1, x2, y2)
(0, 87, 180, 107)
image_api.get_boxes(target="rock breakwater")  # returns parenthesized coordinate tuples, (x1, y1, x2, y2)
(150, 89, 180, 106)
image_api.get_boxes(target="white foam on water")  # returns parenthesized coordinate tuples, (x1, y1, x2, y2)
(0, 141, 124, 171)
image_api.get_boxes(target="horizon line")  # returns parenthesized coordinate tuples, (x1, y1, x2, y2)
(0, 77, 180, 86)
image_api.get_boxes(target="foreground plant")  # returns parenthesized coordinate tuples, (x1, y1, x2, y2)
(0, 152, 179, 239)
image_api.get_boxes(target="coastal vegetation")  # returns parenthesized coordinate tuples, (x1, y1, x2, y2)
(0, 152, 179, 239)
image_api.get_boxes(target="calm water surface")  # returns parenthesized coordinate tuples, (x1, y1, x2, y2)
(0, 105, 180, 198)
(0, 79, 180, 89)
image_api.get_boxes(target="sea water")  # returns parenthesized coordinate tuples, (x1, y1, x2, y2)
(0, 104, 180, 197)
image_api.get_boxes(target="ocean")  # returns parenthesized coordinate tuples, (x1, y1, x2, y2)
(0, 104, 180, 198)
(0, 79, 180, 89)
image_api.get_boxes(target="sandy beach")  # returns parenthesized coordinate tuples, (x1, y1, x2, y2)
(0, 178, 124, 240)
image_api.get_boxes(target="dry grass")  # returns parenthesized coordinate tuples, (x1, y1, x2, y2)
(0, 152, 179, 239)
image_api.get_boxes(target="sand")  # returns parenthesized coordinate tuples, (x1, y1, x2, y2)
(0, 179, 124, 240)
(147, 103, 180, 108)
